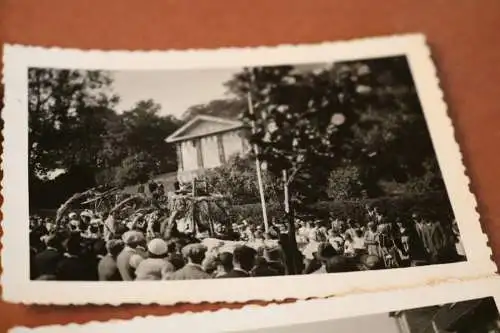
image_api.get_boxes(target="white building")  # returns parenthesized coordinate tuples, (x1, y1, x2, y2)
(166, 115, 249, 183)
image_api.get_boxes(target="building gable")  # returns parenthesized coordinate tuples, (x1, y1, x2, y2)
(166, 115, 244, 143)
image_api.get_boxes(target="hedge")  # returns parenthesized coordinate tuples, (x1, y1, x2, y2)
(228, 191, 455, 225)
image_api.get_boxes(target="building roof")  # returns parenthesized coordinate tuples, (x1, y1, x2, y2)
(165, 115, 245, 144)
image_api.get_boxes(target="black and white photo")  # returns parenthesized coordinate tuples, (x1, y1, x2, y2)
(2, 36, 494, 304)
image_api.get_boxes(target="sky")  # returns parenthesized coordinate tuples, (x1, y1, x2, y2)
(240, 313, 399, 333)
(109, 63, 328, 119)
(111, 68, 242, 119)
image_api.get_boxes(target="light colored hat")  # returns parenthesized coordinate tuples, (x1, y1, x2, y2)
(68, 212, 77, 219)
(90, 218, 102, 225)
(122, 230, 145, 245)
(69, 219, 80, 227)
(80, 210, 93, 218)
(147, 238, 168, 256)
(129, 254, 144, 269)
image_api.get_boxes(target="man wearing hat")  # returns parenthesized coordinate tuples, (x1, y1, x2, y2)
(135, 238, 175, 280)
(116, 230, 146, 281)
(165, 243, 211, 280)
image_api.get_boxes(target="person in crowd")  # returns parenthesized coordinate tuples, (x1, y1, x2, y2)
(352, 229, 366, 256)
(251, 256, 280, 277)
(312, 242, 337, 274)
(116, 230, 146, 281)
(327, 229, 344, 253)
(364, 222, 379, 256)
(452, 219, 466, 261)
(422, 219, 448, 264)
(325, 255, 353, 273)
(55, 234, 97, 281)
(263, 246, 286, 275)
(165, 243, 211, 280)
(135, 238, 175, 280)
(219, 245, 257, 278)
(357, 254, 384, 271)
(98, 239, 124, 281)
(343, 233, 356, 257)
(34, 234, 62, 280)
(213, 252, 233, 278)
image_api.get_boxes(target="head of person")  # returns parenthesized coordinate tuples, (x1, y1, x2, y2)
(121, 230, 145, 249)
(367, 222, 376, 232)
(44, 234, 60, 250)
(358, 254, 384, 271)
(89, 219, 101, 234)
(93, 239, 107, 257)
(181, 243, 208, 265)
(65, 234, 81, 256)
(218, 251, 233, 273)
(106, 239, 124, 258)
(325, 255, 352, 273)
(316, 242, 337, 264)
(254, 230, 264, 240)
(232, 245, 257, 272)
(147, 238, 168, 259)
(263, 246, 282, 264)
(202, 254, 219, 275)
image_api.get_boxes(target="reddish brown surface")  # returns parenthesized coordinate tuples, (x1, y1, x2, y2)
(1, 1, 499, 332)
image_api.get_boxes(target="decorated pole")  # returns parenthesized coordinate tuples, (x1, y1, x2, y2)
(247, 89, 269, 233)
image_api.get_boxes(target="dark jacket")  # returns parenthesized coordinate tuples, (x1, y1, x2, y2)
(34, 248, 62, 277)
(55, 255, 98, 281)
(218, 269, 250, 278)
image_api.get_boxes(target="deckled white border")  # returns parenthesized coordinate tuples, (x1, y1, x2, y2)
(10, 278, 500, 333)
(2, 34, 495, 305)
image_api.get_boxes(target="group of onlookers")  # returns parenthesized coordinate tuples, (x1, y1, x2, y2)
(29, 207, 465, 281)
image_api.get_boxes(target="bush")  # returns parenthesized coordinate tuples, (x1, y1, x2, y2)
(228, 191, 455, 225)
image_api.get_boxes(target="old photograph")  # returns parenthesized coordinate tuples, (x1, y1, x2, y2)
(27, 56, 465, 282)
(2, 36, 494, 304)
(242, 297, 500, 333)
(10, 279, 500, 333)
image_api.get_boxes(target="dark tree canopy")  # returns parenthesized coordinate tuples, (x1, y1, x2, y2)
(28, 69, 181, 209)
(225, 56, 447, 203)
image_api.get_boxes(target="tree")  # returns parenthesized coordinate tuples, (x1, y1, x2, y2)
(96, 99, 181, 187)
(28, 68, 118, 178)
(181, 98, 247, 121)
(28, 68, 119, 208)
(226, 65, 358, 273)
(204, 154, 281, 206)
(28, 68, 181, 209)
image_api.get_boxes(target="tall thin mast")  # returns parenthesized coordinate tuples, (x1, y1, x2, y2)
(247, 71, 269, 232)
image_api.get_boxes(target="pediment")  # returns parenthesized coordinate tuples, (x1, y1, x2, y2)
(166, 115, 244, 143)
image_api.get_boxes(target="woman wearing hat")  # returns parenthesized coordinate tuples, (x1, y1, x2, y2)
(135, 238, 175, 280)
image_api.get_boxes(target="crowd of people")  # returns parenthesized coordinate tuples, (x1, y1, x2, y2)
(29, 198, 466, 282)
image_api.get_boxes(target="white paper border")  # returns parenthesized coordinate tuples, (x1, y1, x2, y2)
(2, 34, 495, 305)
(10, 278, 500, 333)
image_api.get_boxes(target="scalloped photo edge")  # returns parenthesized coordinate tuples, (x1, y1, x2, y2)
(1, 34, 496, 305)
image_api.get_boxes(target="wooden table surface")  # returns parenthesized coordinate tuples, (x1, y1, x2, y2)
(1, 1, 499, 332)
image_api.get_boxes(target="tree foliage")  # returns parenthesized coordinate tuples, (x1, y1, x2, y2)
(204, 154, 281, 206)
(225, 56, 447, 202)
(28, 69, 181, 208)
(181, 98, 246, 121)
